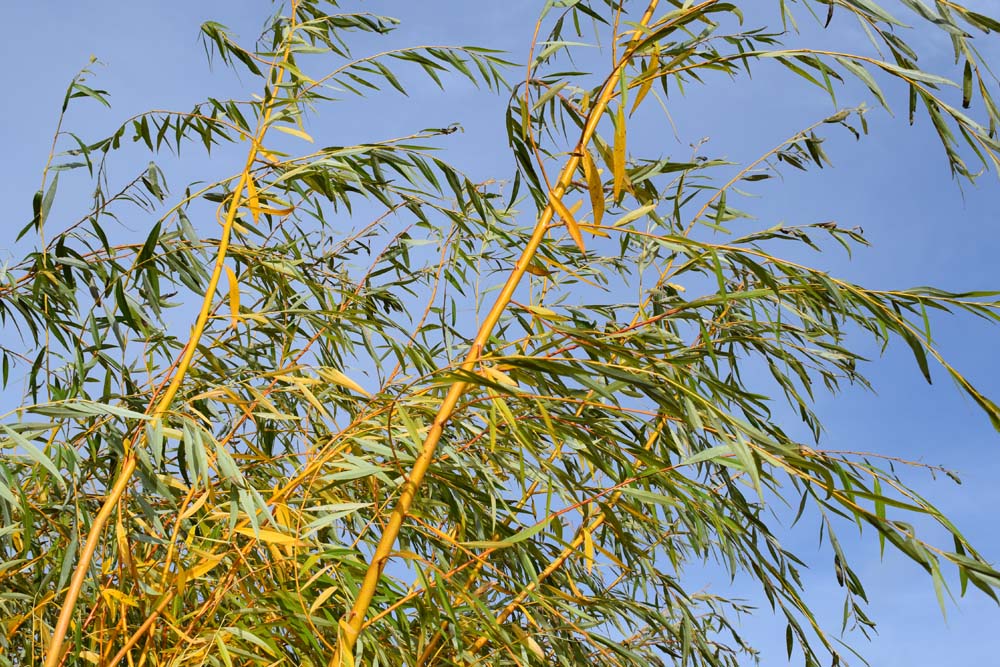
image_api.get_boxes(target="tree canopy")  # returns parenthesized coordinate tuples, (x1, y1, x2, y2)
(2, 1, 1000, 666)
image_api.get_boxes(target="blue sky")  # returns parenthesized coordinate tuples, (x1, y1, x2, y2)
(3, 2, 1000, 665)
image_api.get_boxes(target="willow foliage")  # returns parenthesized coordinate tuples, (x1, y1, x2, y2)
(3, 1, 1000, 666)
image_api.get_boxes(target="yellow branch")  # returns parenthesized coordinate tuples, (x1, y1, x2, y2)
(41, 3, 302, 663)
(329, 1, 666, 664)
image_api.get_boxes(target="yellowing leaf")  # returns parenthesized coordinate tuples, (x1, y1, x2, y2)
(565, 574, 585, 599)
(613, 203, 657, 228)
(245, 175, 260, 224)
(579, 223, 609, 238)
(101, 588, 139, 609)
(480, 366, 519, 388)
(225, 265, 241, 329)
(246, 186, 295, 220)
(524, 261, 551, 277)
(273, 125, 314, 142)
(524, 304, 566, 321)
(233, 526, 307, 547)
(549, 190, 585, 253)
(581, 148, 605, 227)
(273, 502, 293, 529)
(258, 149, 280, 164)
(179, 492, 210, 522)
(593, 538, 627, 569)
(526, 636, 545, 660)
(582, 526, 595, 574)
(318, 367, 370, 396)
(511, 625, 546, 660)
(309, 585, 340, 615)
(298, 383, 330, 418)
(338, 620, 358, 667)
(189, 388, 226, 401)
(613, 105, 627, 201)
(631, 44, 660, 116)
(242, 312, 271, 325)
(274, 373, 320, 386)
(186, 553, 224, 579)
(254, 205, 295, 217)
(161, 426, 184, 440)
(115, 513, 130, 569)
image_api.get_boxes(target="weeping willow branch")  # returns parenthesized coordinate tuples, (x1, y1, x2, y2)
(40, 5, 303, 664)
(329, 1, 668, 663)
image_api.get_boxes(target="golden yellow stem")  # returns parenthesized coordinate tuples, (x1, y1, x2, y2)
(41, 1, 302, 660)
(329, 2, 664, 665)
(43, 161, 252, 667)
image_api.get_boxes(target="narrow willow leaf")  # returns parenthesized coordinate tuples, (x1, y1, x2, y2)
(630, 44, 659, 115)
(613, 104, 626, 201)
(309, 585, 339, 614)
(254, 204, 295, 217)
(0, 466, 16, 505)
(835, 56, 889, 109)
(317, 367, 369, 396)
(186, 553, 225, 579)
(233, 526, 306, 547)
(524, 261, 552, 277)
(582, 526, 595, 574)
(225, 626, 279, 658)
(178, 492, 210, 522)
(549, 190, 585, 252)
(581, 147, 605, 226)
(532, 80, 567, 111)
(963, 60, 973, 109)
(225, 265, 241, 328)
(215, 440, 243, 484)
(245, 174, 260, 223)
(304, 503, 371, 534)
(1, 425, 64, 489)
(873, 475, 887, 556)
(480, 365, 519, 388)
(273, 125, 314, 142)
(57, 529, 78, 592)
(681, 444, 733, 467)
(524, 304, 566, 320)
(338, 621, 357, 667)
(462, 516, 554, 549)
(297, 382, 330, 418)
(613, 203, 656, 227)
(137, 220, 162, 268)
(511, 625, 546, 660)
(40, 174, 58, 226)
(215, 635, 234, 667)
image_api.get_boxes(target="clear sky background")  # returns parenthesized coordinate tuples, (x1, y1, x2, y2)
(3, 2, 1000, 665)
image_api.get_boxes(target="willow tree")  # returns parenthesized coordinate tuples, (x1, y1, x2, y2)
(3, 1, 1000, 665)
